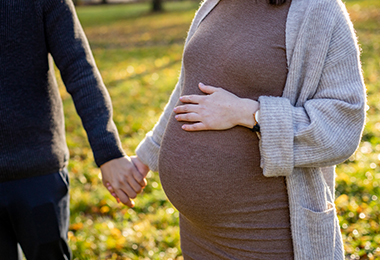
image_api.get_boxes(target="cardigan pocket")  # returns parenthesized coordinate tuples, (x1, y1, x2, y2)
(300, 202, 336, 259)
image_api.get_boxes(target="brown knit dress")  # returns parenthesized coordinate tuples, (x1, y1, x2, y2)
(158, 0, 293, 259)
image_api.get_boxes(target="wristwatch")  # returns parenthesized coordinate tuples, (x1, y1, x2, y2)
(251, 110, 260, 133)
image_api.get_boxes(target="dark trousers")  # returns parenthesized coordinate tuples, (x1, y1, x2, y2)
(0, 169, 71, 260)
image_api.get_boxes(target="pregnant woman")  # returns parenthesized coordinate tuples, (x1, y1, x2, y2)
(130, 0, 365, 259)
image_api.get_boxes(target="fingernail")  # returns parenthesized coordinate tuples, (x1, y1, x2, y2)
(112, 192, 116, 197)
(199, 82, 205, 87)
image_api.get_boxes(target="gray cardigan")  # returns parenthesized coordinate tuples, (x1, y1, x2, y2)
(136, 0, 366, 258)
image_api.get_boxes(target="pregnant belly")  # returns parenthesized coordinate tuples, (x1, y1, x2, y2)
(158, 115, 280, 226)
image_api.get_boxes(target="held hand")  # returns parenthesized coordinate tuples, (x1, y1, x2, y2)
(131, 155, 150, 178)
(100, 156, 147, 207)
(174, 83, 259, 131)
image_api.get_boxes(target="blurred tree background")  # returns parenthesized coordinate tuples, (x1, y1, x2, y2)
(57, 0, 380, 259)
(73, 0, 166, 12)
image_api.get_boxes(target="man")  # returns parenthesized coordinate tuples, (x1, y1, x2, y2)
(0, 0, 145, 259)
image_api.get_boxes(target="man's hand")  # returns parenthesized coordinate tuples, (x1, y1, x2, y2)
(100, 156, 147, 207)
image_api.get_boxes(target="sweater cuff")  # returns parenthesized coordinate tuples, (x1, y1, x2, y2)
(135, 132, 160, 172)
(94, 145, 125, 167)
(258, 96, 294, 177)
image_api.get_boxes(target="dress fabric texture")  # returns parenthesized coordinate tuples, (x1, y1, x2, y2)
(158, 0, 293, 259)
(136, 0, 366, 259)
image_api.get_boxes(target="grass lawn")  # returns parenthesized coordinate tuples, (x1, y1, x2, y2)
(57, 1, 380, 259)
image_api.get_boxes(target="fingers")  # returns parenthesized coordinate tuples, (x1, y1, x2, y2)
(128, 177, 145, 195)
(106, 182, 134, 207)
(100, 156, 147, 207)
(107, 179, 137, 199)
(175, 112, 201, 122)
(119, 156, 146, 189)
(174, 104, 202, 123)
(106, 180, 137, 207)
(114, 189, 135, 208)
(182, 122, 207, 131)
(173, 104, 199, 114)
(131, 167, 147, 188)
(178, 83, 218, 104)
(198, 82, 218, 94)
(119, 167, 145, 197)
(106, 182, 120, 203)
(130, 156, 150, 178)
(179, 95, 203, 104)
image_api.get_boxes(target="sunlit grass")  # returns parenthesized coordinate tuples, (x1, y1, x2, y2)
(56, 1, 380, 259)
(336, 1, 380, 259)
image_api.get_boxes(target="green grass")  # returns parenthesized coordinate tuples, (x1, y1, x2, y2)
(56, 1, 380, 259)
(335, 1, 380, 259)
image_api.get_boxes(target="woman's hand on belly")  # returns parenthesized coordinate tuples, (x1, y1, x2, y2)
(174, 83, 259, 131)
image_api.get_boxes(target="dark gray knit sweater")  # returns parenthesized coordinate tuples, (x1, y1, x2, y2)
(0, 0, 125, 182)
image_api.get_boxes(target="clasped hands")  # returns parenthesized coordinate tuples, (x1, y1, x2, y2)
(100, 155, 149, 207)
(101, 83, 259, 207)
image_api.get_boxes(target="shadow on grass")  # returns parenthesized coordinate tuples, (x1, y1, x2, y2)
(106, 58, 181, 88)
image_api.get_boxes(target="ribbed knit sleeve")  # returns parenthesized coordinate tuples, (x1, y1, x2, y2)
(42, 0, 125, 166)
(136, 78, 183, 172)
(258, 0, 366, 177)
